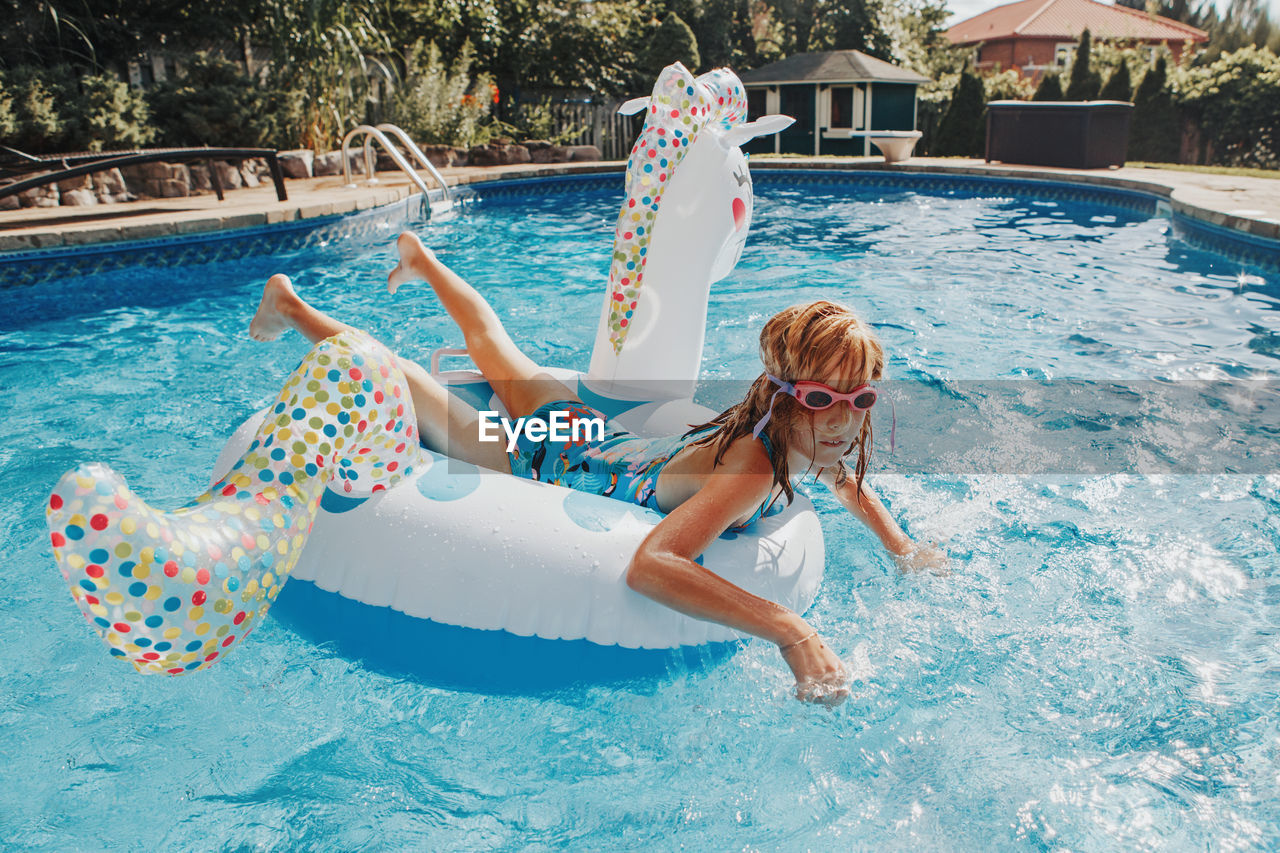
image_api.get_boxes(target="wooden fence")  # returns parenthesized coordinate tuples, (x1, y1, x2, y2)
(544, 100, 644, 161)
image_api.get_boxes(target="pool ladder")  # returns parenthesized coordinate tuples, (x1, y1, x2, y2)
(341, 124, 455, 219)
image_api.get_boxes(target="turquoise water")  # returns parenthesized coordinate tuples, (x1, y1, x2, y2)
(2, 173, 1279, 849)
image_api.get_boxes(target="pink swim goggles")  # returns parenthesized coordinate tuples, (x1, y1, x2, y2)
(752, 374, 895, 450)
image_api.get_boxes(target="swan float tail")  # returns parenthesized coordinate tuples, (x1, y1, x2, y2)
(46, 330, 423, 675)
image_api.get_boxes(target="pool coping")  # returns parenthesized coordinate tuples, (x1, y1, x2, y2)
(0, 157, 1276, 256)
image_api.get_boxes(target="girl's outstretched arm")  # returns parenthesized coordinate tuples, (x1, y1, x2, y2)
(818, 462, 948, 573)
(627, 440, 850, 704)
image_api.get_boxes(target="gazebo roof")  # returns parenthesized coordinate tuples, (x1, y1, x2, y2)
(738, 50, 931, 85)
(946, 0, 1207, 45)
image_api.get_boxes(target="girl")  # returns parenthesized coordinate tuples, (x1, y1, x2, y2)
(249, 231, 943, 704)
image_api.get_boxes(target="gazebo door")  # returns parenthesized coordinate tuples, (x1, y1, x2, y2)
(778, 85, 815, 155)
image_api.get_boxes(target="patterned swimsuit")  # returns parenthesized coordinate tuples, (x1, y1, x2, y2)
(507, 400, 785, 529)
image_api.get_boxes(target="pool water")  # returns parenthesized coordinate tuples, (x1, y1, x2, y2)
(2, 173, 1278, 849)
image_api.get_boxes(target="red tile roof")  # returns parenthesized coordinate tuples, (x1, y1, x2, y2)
(947, 0, 1207, 45)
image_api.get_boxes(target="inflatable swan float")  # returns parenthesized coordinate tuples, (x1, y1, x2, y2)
(46, 64, 814, 675)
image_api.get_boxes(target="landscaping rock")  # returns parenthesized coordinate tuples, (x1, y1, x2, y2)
(239, 163, 261, 188)
(61, 188, 98, 206)
(189, 164, 213, 192)
(277, 149, 314, 178)
(0, 193, 18, 211)
(56, 175, 98, 206)
(156, 177, 190, 198)
(312, 150, 363, 178)
(530, 145, 569, 164)
(56, 174, 93, 195)
(421, 144, 454, 168)
(468, 143, 532, 167)
(94, 168, 131, 204)
(213, 161, 243, 191)
(566, 145, 602, 162)
(19, 183, 60, 207)
(452, 147, 469, 166)
(120, 162, 191, 197)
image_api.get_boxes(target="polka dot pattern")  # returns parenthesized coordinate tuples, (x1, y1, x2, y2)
(46, 331, 422, 675)
(607, 63, 749, 355)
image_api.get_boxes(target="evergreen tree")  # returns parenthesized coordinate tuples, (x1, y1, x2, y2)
(641, 11, 701, 79)
(933, 65, 986, 156)
(1128, 56, 1180, 162)
(687, 0, 756, 69)
(1065, 28, 1102, 100)
(1099, 60, 1132, 101)
(1032, 71, 1064, 101)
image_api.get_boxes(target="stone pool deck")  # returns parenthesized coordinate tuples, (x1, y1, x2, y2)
(1, 156, 1277, 252)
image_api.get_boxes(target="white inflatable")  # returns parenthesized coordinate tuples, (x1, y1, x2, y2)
(46, 64, 816, 673)
(208, 64, 812, 650)
(210, 391, 822, 649)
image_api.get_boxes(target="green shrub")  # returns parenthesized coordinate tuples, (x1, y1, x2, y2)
(1173, 45, 1280, 168)
(387, 40, 498, 148)
(0, 65, 152, 153)
(149, 54, 297, 148)
(75, 73, 154, 151)
(1129, 57, 1180, 162)
(933, 65, 986, 156)
(1099, 61, 1131, 101)
(509, 98, 584, 145)
(0, 66, 72, 152)
(983, 68, 1035, 101)
(0, 84, 18, 142)
(1065, 29, 1103, 100)
(640, 12, 701, 80)
(1032, 71, 1064, 101)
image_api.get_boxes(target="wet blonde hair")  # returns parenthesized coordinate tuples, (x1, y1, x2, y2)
(686, 299, 885, 506)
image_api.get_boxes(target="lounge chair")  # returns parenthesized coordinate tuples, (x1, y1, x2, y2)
(0, 146, 288, 203)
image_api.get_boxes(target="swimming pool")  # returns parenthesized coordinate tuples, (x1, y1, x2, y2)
(2, 171, 1278, 849)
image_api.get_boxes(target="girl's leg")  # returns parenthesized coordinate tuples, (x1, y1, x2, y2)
(249, 274, 510, 473)
(387, 231, 577, 419)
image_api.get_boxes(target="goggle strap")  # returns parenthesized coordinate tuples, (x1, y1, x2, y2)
(752, 376, 794, 440)
(888, 398, 896, 453)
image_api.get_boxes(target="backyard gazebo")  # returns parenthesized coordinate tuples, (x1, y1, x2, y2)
(740, 50, 931, 156)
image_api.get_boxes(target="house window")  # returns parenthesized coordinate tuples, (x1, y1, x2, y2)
(1055, 43, 1076, 68)
(747, 88, 767, 121)
(828, 86, 865, 130)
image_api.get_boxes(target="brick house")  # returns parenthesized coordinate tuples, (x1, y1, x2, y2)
(946, 0, 1207, 80)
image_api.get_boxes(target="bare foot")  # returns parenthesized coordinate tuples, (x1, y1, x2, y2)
(249, 274, 300, 341)
(387, 231, 437, 295)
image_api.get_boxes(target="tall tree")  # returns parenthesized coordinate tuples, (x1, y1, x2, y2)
(817, 0, 893, 58)
(933, 64, 985, 156)
(640, 11, 701, 79)
(1098, 60, 1131, 101)
(1128, 55, 1179, 162)
(1065, 28, 1102, 100)
(1032, 71, 1064, 101)
(687, 0, 758, 69)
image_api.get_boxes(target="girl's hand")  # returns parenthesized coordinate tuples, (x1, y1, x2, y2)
(894, 541, 950, 576)
(779, 630, 850, 706)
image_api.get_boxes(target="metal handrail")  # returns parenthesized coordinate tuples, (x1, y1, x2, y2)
(375, 124, 452, 206)
(340, 125, 451, 209)
(340, 126, 432, 202)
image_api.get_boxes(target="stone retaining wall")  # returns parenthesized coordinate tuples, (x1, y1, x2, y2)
(1, 142, 602, 209)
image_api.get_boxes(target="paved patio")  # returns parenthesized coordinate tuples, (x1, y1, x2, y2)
(1, 157, 1277, 252)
